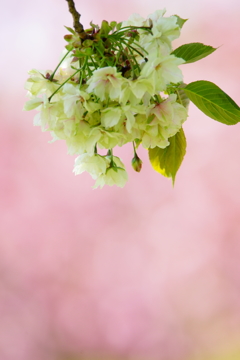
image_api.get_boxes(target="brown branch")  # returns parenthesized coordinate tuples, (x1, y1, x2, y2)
(65, 0, 87, 39)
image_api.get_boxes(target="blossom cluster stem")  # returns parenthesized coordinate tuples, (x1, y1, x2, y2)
(65, 0, 87, 39)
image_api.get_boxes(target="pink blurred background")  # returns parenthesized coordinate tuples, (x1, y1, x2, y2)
(1, 0, 240, 359)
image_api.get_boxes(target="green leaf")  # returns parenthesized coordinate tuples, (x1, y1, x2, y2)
(148, 128, 187, 184)
(100, 20, 112, 36)
(110, 21, 117, 30)
(172, 42, 217, 64)
(173, 83, 190, 109)
(82, 39, 93, 48)
(116, 22, 122, 31)
(64, 26, 75, 35)
(65, 44, 74, 51)
(174, 15, 188, 28)
(90, 21, 99, 30)
(183, 81, 240, 125)
(84, 47, 93, 55)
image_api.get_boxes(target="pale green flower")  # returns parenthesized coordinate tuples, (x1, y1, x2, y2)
(141, 128, 170, 149)
(66, 121, 102, 155)
(141, 54, 185, 92)
(25, 69, 59, 98)
(101, 103, 147, 136)
(101, 107, 122, 128)
(87, 67, 125, 101)
(147, 9, 166, 22)
(30, 96, 64, 131)
(93, 156, 128, 188)
(121, 103, 147, 133)
(121, 13, 149, 28)
(24, 9, 191, 188)
(62, 83, 89, 117)
(120, 78, 155, 106)
(52, 117, 78, 140)
(141, 94, 187, 149)
(73, 153, 110, 179)
(150, 94, 187, 131)
(23, 97, 44, 111)
(97, 129, 125, 150)
(140, 17, 181, 56)
(54, 50, 79, 83)
(148, 12, 180, 42)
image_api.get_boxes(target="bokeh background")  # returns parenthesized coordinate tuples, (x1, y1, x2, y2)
(1, 0, 240, 359)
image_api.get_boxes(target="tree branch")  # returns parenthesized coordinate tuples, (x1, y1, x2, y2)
(65, 0, 87, 39)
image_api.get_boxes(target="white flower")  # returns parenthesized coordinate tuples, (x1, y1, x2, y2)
(87, 67, 125, 101)
(73, 153, 110, 179)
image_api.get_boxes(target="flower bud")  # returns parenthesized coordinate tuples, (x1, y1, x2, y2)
(82, 39, 94, 48)
(73, 40, 81, 48)
(131, 154, 143, 172)
(64, 34, 73, 42)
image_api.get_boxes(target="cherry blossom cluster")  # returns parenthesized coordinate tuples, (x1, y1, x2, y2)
(24, 9, 188, 188)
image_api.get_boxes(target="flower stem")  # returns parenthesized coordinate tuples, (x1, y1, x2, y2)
(110, 25, 152, 36)
(49, 50, 71, 81)
(79, 56, 89, 88)
(48, 68, 81, 102)
(132, 141, 137, 155)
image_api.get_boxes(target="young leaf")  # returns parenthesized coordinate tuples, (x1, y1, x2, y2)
(148, 128, 187, 184)
(65, 44, 74, 51)
(64, 34, 73, 43)
(82, 39, 94, 48)
(110, 21, 117, 30)
(175, 83, 190, 109)
(183, 81, 240, 125)
(64, 26, 76, 35)
(174, 15, 188, 28)
(100, 20, 112, 36)
(116, 22, 122, 31)
(90, 21, 99, 30)
(172, 42, 217, 64)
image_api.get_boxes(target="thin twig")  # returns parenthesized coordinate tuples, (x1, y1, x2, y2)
(65, 0, 87, 39)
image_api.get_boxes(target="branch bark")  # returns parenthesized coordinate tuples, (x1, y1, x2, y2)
(65, 0, 87, 39)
